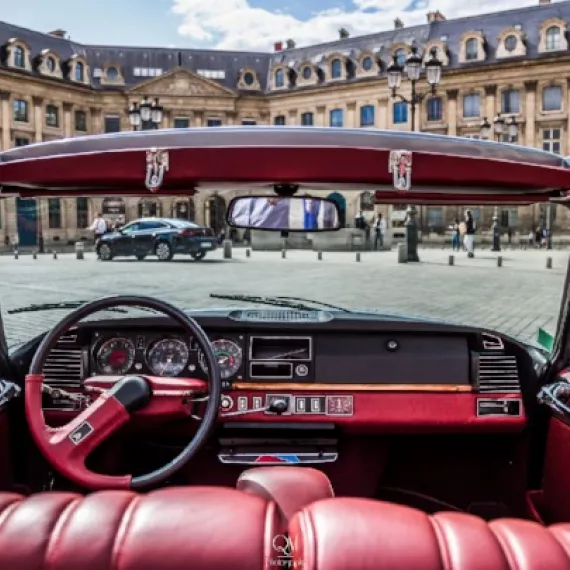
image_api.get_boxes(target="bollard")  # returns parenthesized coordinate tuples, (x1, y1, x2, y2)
(497, 256, 502, 267)
(281, 249, 286, 259)
(397, 242, 408, 264)
(245, 248, 251, 258)
(317, 251, 323, 260)
(75, 241, 84, 260)
(448, 255, 454, 266)
(222, 239, 232, 259)
(13, 250, 18, 260)
(546, 257, 553, 269)
(356, 252, 361, 262)
(53, 251, 57, 260)
(32, 251, 37, 260)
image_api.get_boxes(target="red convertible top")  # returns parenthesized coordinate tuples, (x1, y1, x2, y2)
(0, 127, 569, 204)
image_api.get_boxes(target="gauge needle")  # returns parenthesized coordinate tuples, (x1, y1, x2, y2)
(265, 348, 307, 361)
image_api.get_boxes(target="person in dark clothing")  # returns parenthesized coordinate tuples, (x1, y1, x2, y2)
(464, 210, 476, 258)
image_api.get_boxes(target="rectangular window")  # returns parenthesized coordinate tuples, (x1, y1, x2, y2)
(74, 110, 87, 132)
(501, 90, 520, 114)
(301, 112, 313, 126)
(45, 105, 59, 127)
(542, 86, 562, 111)
(542, 128, 562, 154)
(173, 117, 190, 128)
(274, 115, 286, 125)
(393, 102, 408, 124)
(330, 109, 343, 127)
(500, 208, 518, 228)
(206, 118, 222, 127)
(48, 198, 62, 229)
(360, 105, 375, 127)
(242, 119, 256, 125)
(426, 207, 444, 229)
(463, 94, 481, 118)
(13, 99, 28, 122)
(104, 116, 121, 133)
(14, 137, 30, 146)
(427, 98, 442, 121)
(76, 197, 89, 229)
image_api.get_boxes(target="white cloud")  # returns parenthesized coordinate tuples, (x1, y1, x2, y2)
(170, 0, 555, 51)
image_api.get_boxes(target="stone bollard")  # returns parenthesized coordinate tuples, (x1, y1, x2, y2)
(448, 255, 454, 266)
(245, 248, 251, 258)
(53, 251, 58, 260)
(222, 239, 232, 259)
(32, 251, 37, 260)
(75, 241, 84, 260)
(13, 250, 18, 260)
(546, 257, 553, 269)
(317, 251, 323, 261)
(281, 249, 286, 259)
(356, 252, 361, 262)
(397, 243, 408, 264)
(497, 256, 502, 267)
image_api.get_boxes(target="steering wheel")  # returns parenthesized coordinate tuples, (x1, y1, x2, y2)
(25, 295, 221, 491)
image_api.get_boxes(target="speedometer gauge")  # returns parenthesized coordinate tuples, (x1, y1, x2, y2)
(96, 337, 135, 375)
(147, 338, 189, 377)
(198, 339, 242, 380)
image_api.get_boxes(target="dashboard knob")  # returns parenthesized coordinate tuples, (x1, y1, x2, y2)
(268, 398, 288, 414)
(220, 395, 234, 410)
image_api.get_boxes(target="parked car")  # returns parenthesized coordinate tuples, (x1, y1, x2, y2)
(96, 217, 217, 261)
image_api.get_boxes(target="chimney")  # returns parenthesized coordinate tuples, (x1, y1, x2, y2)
(274, 41, 283, 52)
(339, 28, 350, 39)
(48, 29, 67, 39)
(539, 0, 551, 4)
(394, 18, 404, 29)
(285, 38, 296, 49)
(427, 10, 446, 23)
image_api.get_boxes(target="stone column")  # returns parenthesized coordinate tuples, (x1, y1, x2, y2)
(287, 109, 297, 125)
(525, 80, 537, 149)
(0, 91, 10, 150)
(315, 105, 326, 127)
(377, 98, 388, 129)
(193, 112, 204, 127)
(484, 84, 496, 122)
(446, 89, 458, 136)
(225, 111, 236, 126)
(32, 96, 43, 143)
(259, 113, 270, 125)
(161, 110, 171, 129)
(346, 101, 357, 128)
(63, 102, 73, 138)
(90, 107, 102, 134)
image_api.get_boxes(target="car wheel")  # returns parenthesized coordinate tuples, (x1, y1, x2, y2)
(98, 243, 113, 261)
(191, 252, 206, 261)
(136, 254, 146, 261)
(155, 241, 173, 261)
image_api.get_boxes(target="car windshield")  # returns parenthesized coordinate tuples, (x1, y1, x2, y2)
(0, 197, 566, 351)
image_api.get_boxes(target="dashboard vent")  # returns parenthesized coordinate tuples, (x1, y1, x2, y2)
(42, 332, 83, 388)
(229, 310, 333, 323)
(477, 354, 520, 393)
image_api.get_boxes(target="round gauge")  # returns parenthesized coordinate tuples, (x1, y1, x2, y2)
(147, 338, 189, 377)
(198, 339, 242, 380)
(96, 337, 136, 375)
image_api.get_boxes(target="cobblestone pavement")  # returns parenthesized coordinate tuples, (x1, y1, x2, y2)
(0, 247, 567, 348)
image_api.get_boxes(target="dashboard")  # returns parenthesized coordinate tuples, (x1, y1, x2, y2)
(29, 309, 536, 433)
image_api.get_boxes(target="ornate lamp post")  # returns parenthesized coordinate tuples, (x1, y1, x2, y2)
(129, 96, 164, 131)
(387, 45, 443, 262)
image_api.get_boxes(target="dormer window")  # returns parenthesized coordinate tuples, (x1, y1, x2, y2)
(13, 45, 25, 68)
(275, 69, 285, 88)
(394, 49, 406, 66)
(504, 35, 518, 52)
(546, 26, 561, 50)
(243, 72, 254, 85)
(46, 56, 56, 72)
(331, 58, 342, 78)
(107, 67, 118, 80)
(302, 66, 312, 79)
(362, 56, 373, 71)
(465, 39, 478, 60)
(75, 62, 84, 82)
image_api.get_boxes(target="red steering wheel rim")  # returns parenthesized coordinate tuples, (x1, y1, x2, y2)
(25, 294, 222, 491)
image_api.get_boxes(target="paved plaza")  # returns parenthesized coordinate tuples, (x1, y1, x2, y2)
(0, 247, 567, 348)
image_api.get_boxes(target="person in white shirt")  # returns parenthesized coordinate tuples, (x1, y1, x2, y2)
(374, 214, 386, 250)
(89, 213, 107, 258)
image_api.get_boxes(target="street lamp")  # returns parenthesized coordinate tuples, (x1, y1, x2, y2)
(480, 114, 519, 142)
(386, 44, 443, 262)
(129, 96, 164, 131)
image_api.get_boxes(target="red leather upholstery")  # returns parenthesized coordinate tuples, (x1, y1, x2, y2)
(238, 467, 334, 526)
(288, 498, 570, 570)
(0, 487, 278, 570)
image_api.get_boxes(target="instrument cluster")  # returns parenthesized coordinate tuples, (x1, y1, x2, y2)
(91, 331, 245, 389)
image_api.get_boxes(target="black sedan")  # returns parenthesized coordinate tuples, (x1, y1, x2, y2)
(96, 218, 218, 261)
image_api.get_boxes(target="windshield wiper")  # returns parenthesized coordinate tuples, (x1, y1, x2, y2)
(6, 301, 159, 315)
(209, 293, 350, 312)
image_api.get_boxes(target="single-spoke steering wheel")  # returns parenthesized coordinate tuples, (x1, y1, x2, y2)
(25, 295, 221, 490)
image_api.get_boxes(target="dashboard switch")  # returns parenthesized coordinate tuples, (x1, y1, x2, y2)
(220, 395, 234, 410)
(237, 396, 248, 411)
(268, 399, 288, 414)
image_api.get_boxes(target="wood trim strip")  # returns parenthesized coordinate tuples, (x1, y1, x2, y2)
(232, 383, 473, 392)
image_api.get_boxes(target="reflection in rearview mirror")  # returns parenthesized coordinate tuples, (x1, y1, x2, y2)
(226, 196, 341, 232)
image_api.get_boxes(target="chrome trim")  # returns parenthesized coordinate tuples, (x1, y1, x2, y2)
(476, 398, 523, 418)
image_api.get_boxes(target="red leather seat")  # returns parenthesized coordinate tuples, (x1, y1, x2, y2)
(0, 487, 279, 570)
(288, 498, 570, 570)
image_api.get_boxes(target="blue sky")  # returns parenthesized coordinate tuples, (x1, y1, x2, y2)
(5, 0, 557, 51)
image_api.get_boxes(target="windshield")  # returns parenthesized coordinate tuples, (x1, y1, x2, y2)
(0, 200, 565, 351)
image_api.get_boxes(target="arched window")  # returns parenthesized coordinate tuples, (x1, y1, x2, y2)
(331, 58, 342, 78)
(75, 61, 84, 82)
(546, 26, 561, 50)
(275, 69, 285, 88)
(13, 46, 25, 67)
(465, 38, 478, 60)
(394, 49, 406, 67)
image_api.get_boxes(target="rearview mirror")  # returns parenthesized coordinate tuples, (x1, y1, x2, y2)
(226, 196, 341, 232)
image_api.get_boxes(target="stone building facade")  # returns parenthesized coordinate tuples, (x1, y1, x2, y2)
(0, 0, 570, 247)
